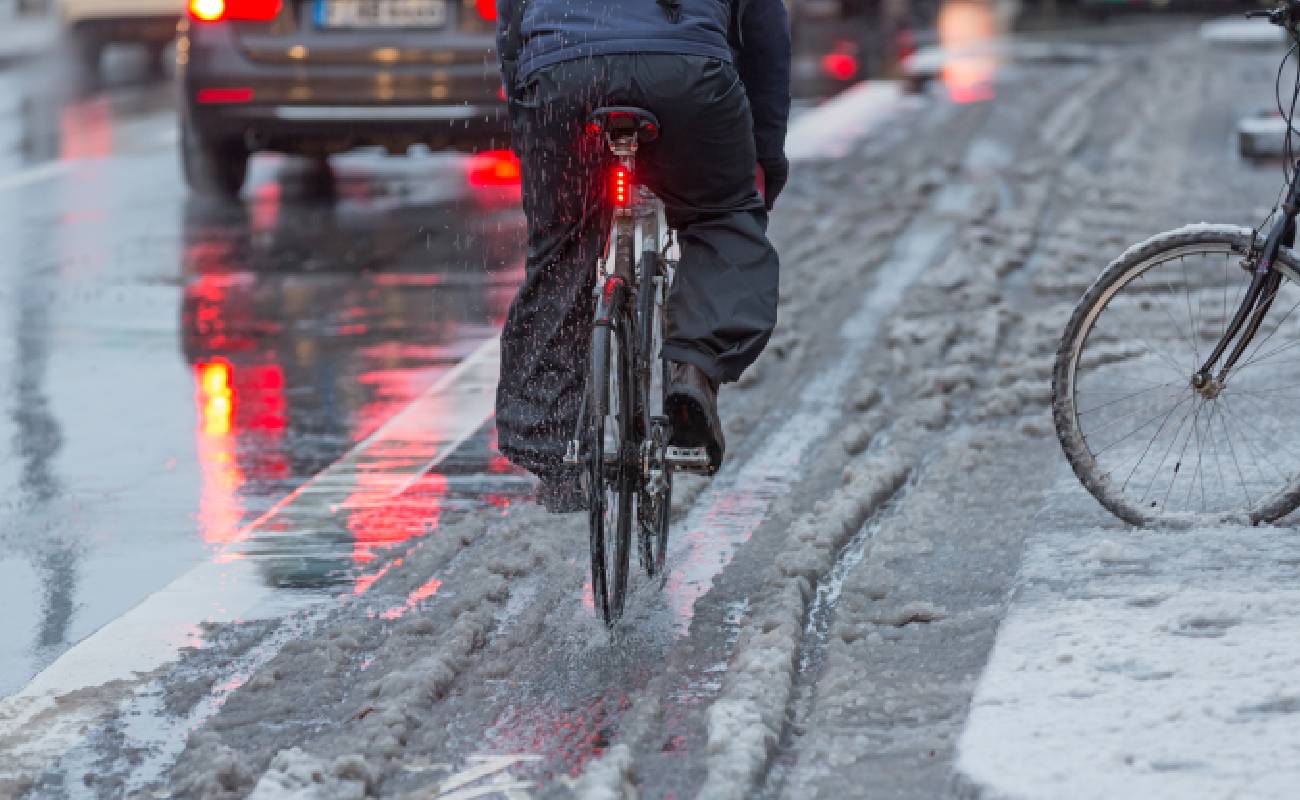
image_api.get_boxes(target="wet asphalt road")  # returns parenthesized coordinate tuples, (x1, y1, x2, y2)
(0, 46, 530, 696)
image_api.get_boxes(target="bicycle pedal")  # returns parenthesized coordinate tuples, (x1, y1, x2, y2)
(666, 446, 711, 474)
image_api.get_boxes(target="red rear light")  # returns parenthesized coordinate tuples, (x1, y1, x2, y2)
(467, 150, 522, 187)
(612, 165, 631, 207)
(476, 0, 497, 20)
(197, 87, 254, 104)
(188, 0, 282, 22)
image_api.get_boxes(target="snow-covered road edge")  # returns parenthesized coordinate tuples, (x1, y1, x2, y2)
(951, 517, 1300, 800)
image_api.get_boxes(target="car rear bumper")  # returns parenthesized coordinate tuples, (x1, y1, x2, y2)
(191, 101, 509, 152)
(180, 20, 508, 153)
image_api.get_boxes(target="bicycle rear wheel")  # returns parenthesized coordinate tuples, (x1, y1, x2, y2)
(587, 312, 636, 625)
(636, 249, 672, 583)
(1054, 225, 1300, 527)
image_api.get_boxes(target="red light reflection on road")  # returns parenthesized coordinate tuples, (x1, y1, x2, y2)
(378, 576, 443, 620)
(60, 97, 112, 160)
(938, 1, 998, 104)
(195, 361, 246, 545)
(490, 693, 632, 777)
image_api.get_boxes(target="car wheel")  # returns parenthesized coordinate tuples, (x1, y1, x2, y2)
(181, 117, 249, 199)
(69, 27, 102, 80)
(147, 43, 170, 76)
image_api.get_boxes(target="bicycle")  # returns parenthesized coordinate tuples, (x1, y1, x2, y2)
(1053, 0, 1300, 527)
(565, 107, 714, 626)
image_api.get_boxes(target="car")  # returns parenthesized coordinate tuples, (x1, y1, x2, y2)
(789, 0, 924, 97)
(59, 0, 182, 73)
(176, 0, 508, 198)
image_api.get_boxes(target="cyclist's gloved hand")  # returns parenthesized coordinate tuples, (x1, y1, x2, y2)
(758, 154, 789, 212)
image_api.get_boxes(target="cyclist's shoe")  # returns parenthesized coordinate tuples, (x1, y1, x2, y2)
(666, 363, 725, 472)
(537, 470, 588, 514)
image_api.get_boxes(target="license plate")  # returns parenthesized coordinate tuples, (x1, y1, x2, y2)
(315, 0, 447, 28)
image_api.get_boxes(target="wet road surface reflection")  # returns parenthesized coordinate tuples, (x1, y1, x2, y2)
(0, 48, 529, 692)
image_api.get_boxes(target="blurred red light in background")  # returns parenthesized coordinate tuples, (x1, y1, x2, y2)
(467, 150, 522, 187)
(197, 87, 254, 104)
(821, 50, 858, 82)
(476, 0, 497, 20)
(188, 0, 281, 21)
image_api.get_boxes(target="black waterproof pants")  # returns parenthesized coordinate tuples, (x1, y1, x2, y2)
(496, 54, 780, 476)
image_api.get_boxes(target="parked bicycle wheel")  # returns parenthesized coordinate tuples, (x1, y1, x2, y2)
(587, 312, 637, 625)
(1054, 225, 1300, 526)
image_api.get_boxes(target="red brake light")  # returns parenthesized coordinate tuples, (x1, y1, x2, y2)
(467, 150, 522, 187)
(197, 87, 254, 104)
(476, 0, 497, 20)
(188, 0, 282, 22)
(612, 165, 631, 207)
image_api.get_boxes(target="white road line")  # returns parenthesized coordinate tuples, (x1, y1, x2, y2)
(0, 160, 71, 193)
(954, 509, 1300, 799)
(0, 336, 501, 783)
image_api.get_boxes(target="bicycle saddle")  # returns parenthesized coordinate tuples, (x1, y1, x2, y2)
(587, 106, 661, 142)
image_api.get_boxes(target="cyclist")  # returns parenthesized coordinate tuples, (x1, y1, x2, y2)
(495, 0, 791, 512)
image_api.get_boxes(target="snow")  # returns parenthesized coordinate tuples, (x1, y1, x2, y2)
(956, 527, 1300, 800)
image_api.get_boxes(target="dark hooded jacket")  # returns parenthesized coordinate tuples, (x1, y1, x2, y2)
(496, 0, 791, 162)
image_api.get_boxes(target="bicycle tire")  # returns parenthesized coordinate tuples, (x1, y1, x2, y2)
(1053, 224, 1300, 527)
(587, 313, 636, 625)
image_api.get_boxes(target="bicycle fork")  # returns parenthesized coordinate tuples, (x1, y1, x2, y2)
(1194, 166, 1300, 397)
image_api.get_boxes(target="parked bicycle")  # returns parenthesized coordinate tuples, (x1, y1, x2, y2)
(566, 107, 714, 625)
(1053, 0, 1300, 527)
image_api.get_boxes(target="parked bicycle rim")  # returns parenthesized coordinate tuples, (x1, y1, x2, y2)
(587, 313, 636, 624)
(1054, 226, 1300, 527)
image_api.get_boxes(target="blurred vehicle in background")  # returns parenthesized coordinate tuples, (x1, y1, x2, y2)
(59, 0, 180, 73)
(789, 0, 931, 97)
(177, 0, 507, 198)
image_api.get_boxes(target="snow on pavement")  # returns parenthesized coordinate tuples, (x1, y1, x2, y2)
(955, 524, 1300, 800)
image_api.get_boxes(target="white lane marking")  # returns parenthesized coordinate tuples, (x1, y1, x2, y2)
(785, 81, 913, 162)
(0, 160, 71, 193)
(955, 518, 1300, 799)
(0, 336, 502, 784)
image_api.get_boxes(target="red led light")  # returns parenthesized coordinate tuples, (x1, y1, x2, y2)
(188, 0, 281, 22)
(196, 87, 254, 104)
(476, 0, 497, 20)
(612, 165, 631, 207)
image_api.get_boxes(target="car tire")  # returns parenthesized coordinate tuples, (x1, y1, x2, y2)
(181, 116, 249, 199)
(69, 26, 102, 79)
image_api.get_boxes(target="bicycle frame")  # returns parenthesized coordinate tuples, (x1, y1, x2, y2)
(566, 130, 674, 470)
(1193, 159, 1300, 396)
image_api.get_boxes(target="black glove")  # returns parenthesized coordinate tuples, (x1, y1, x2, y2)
(758, 154, 789, 211)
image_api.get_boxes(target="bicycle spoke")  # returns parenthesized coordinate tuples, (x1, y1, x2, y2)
(1077, 380, 1181, 416)
(1083, 385, 1188, 450)
(1160, 399, 1203, 511)
(1133, 396, 1197, 500)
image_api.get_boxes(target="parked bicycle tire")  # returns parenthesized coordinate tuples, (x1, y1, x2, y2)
(587, 312, 637, 624)
(1053, 225, 1300, 527)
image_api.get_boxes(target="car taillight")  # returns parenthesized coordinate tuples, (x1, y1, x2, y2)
(612, 165, 631, 207)
(476, 0, 497, 20)
(188, 0, 282, 22)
